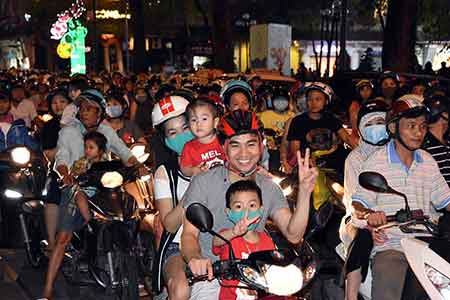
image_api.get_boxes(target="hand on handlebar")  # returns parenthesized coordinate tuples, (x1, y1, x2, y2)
(367, 226, 388, 246)
(188, 257, 213, 281)
(61, 174, 75, 187)
(367, 211, 387, 227)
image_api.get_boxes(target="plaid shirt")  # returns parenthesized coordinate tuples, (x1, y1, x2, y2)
(352, 140, 450, 253)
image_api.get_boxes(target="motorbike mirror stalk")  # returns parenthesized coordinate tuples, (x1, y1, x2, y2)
(359, 172, 411, 220)
(186, 203, 236, 260)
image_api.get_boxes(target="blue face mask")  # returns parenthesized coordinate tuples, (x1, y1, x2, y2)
(363, 124, 388, 145)
(106, 105, 123, 118)
(227, 208, 264, 231)
(164, 131, 195, 155)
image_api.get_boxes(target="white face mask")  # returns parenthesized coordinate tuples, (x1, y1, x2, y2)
(273, 97, 289, 112)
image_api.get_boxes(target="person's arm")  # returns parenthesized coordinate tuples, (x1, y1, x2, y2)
(156, 199, 185, 233)
(181, 215, 213, 279)
(280, 117, 293, 173)
(429, 158, 450, 212)
(129, 100, 137, 121)
(180, 163, 208, 177)
(338, 128, 357, 149)
(213, 212, 260, 246)
(100, 125, 133, 164)
(272, 150, 318, 243)
(349, 101, 360, 135)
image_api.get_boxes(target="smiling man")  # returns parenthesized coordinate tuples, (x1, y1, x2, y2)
(180, 110, 318, 300)
(351, 95, 450, 300)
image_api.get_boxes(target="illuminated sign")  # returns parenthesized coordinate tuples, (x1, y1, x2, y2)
(96, 10, 131, 20)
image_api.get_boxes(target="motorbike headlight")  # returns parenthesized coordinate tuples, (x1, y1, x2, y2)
(4, 189, 23, 199)
(272, 176, 284, 185)
(425, 264, 450, 298)
(130, 144, 150, 164)
(100, 171, 123, 189)
(265, 264, 303, 295)
(40, 114, 53, 122)
(11, 147, 31, 165)
(331, 182, 344, 195)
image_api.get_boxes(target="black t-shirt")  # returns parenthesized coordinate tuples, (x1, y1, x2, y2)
(41, 117, 61, 150)
(135, 100, 154, 134)
(287, 112, 343, 150)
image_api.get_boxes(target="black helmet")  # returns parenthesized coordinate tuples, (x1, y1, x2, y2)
(424, 95, 450, 124)
(379, 71, 399, 85)
(272, 85, 290, 100)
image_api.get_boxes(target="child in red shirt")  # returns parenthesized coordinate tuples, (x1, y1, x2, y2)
(180, 98, 225, 177)
(212, 180, 276, 300)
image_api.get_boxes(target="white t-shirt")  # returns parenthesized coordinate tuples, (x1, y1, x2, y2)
(10, 99, 37, 128)
(154, 164, 190, 242)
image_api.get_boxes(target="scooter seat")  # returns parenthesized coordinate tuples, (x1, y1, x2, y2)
(22, 200, 44, 215)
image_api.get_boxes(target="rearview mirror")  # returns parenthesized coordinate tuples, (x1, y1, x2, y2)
(359, 171, 390, 193)
(186, 203, 214, 232)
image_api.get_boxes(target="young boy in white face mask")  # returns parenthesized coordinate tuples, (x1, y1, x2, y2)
(257, 86, 295, 171)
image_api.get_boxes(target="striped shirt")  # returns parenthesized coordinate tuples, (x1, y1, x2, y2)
(352, 140, 450, 253)
(422, 132, 450, 186)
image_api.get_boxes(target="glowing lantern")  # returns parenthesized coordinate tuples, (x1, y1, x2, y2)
(57, 43, 72, 59)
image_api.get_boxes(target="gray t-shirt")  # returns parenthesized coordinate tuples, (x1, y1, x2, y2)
(182, 165, 288, 261)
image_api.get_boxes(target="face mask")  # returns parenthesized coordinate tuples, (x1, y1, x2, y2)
(273, 98, 289, 112)
(227, 208, 263, 231)
(135, 95, 148, 103)
(362, 124, 388, 145)
(106, 105, 123, 118)
(382, 87, 396, 99)
(164, 131, 195, 155)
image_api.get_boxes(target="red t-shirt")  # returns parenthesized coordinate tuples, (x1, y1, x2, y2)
(212, 231, 276, 300)
(179, 137, 225, 168)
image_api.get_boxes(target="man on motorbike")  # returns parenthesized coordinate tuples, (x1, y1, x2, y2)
(181, 109, 318, 300)
(0, 90, 39, 151)
(341, 99, 390, 300)
(42, 89, 140, 299)
(351, 94, 450, 300)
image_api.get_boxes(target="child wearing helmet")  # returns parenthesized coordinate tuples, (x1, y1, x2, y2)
(179, 98, 226, 177)
(257, 86, 295, 171)
(105, 91, 145, 145)
(220, 80, 253, 112)
(285, 82, 357, 173)
(348, 80, 374, 141)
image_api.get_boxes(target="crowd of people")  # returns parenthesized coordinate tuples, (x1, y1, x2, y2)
(0, 67, 449, 300)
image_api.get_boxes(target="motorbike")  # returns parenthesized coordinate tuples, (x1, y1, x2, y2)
(336, 171, 445, 300)
(273, 130, 348, 299)
(184, 202, 320, 299)
(61, 149, 155, 300)
(0, 146, 48, 267)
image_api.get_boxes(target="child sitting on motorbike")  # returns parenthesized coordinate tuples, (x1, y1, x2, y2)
(70, 131, 108, 223)
(212, 180, 275, 300)
(179, 98, 225, 177)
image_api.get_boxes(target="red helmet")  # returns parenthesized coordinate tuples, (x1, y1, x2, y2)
(387, 94, 428, 125)
(218, 110, 263, 141)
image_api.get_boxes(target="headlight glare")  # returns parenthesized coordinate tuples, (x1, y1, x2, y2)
(11, 147, 31, 165)
(100, 171, 124, 189)
(4, 189, 23, 199)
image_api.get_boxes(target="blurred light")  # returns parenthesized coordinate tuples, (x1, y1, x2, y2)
(96, 9, 130, 20)
(24, 13, 31, 22)
(101, 34, 115, 40)
(165, 42, 172, 49)
(145, 38, 150, 51)
(5, 189, 23, 199)
(129, 37, 134, 50)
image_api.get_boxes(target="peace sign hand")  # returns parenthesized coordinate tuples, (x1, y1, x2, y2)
(297, 149, 319, 195)
(231, 210, 261, 237)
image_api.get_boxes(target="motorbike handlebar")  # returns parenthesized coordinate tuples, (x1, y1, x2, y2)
(185, 260, 235, 285)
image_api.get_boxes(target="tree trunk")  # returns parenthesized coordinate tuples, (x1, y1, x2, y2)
(382, 0, 418, 72)
(129, 0, 147, 72)
(211, 0, 234, 72)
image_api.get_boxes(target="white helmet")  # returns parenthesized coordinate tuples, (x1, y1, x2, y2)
(397, 93, 424, 103)
(152, 95, 189, 127)
(304, 82, 334, 104)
